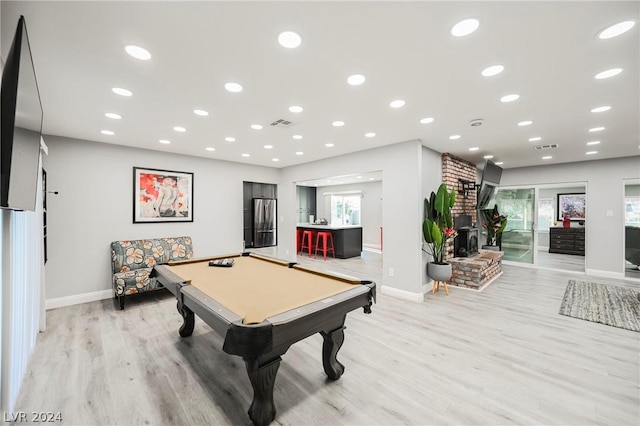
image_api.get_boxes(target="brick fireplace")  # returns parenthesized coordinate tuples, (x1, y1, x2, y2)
(449, 250, 504, 290)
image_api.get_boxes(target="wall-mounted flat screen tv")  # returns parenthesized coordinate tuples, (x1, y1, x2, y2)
(1, 15, 43, 212)
(477, 159, 503, 210)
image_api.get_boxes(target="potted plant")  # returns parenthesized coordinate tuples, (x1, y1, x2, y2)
(422, 183, 457, 281)
(481, 204, 508, 250)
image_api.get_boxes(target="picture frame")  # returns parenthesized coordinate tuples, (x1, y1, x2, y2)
(557, 193, 586, 221)
(133, 167, 193, 223)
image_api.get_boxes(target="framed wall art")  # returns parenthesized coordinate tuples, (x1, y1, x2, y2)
(557, 193, 586, 221)
(133, 167, 193, 223)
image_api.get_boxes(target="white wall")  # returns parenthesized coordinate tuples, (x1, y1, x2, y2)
(421, 146, 445, 288)
(315, 180, 383, 249)
(279, 140, 432, 299)
(501, 156, 640, 277)
(43, 135, 278, 302)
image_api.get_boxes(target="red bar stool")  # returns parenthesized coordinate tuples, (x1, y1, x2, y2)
(300, 230, 316, 257)
(314, 231, 335, 260)
(296, 229, 303, 253)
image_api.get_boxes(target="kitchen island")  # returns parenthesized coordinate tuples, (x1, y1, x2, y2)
(297, 224, 363, 259)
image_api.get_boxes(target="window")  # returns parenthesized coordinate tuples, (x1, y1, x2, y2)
(625, 196, 640, 227)
(538, 198, 554, 230)
(330, 194, 361, 225)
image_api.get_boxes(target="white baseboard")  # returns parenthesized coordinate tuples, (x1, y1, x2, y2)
(363, 243, 382, 251)
(380, 285, 424, 303)
(585, 268, 626, 280)
(46, 289, 113, 310)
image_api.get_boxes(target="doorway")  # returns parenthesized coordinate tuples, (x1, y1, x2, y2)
(492, 183, 586, 272)
(624, 178, 640, 279)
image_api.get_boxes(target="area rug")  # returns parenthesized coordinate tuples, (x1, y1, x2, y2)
(559, 280, 640, 332)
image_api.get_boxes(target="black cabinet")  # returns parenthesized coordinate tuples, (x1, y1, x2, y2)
(549, 227, 585, 256)
(243, 181, 277, 248)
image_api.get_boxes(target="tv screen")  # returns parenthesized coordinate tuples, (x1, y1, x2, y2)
(482, 159, 502, 185)
(476, 160, 503, 210)
(1, 16, 43, 212)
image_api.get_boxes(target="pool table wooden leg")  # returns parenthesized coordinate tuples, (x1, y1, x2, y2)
(176, 300, 195, 337)
(244, 357, 280, 426)
(320, 323, 346, 380)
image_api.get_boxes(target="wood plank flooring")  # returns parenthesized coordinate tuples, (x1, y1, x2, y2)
(14, 253, 640, 425)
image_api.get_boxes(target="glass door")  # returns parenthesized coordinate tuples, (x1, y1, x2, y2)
(491, 188, 536, 264)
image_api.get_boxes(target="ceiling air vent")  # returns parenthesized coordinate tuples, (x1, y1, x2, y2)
(270, 119, 296, 128)
(534, 144, 558, 150)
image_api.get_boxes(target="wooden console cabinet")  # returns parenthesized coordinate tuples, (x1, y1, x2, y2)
(549, 227, 585, 256)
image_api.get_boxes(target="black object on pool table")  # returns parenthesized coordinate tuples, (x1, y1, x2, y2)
(209, 258, 234, 267)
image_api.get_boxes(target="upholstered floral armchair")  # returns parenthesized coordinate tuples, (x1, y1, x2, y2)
(110, 236, 193, 309)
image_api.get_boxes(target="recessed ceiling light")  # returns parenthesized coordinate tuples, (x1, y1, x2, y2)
(518, 120, 533, 126)
(159, 139, 170, 144)
(125, 45, 151, 60)
(495, 162, 504, 165)
(242, 153, 250, 157)
(469, 147, 479, 151)
(173, 126, 186, 132)
(451, 18, 480, 37)
(589, 126, 605, 132)
(419, 117, 434, 124)
(598, 21, 636, 39)
(293, 135, 303, 140)
(347, 74, 366, 86)
(194, 109, 209, 116)
(100, 130, 114, 135)
(295, 151, 304, 156)
(112, 87, 133, 97)
(205, 147, 215, 152)
(542, 156, 552, 160)
(369, 178, 375, 181)
(389, 99, 405, 108)
(586, 151, 598, 155)
(325, 143, 335, 147)
(529, 137, 542, 142)
(595, 68, 622, 79)
(500, 94, 519, 103)
(272, 158, 280, 162)
(586, 141, 601, 145)
(365, 132, 376, 138)
(357, 176, 362, 179)
(332, 121, 345, 127)
(225, 82, 243, 93)
(278, 31, 302, 48)
(590, 106, 611, 113)
(264, 145, 273, 149)
(225, 137, 236, 142)
(105, 112, 121, 119)
(449, 135, 461, 140)
(289, 105, 303, 113)
(483, 155, 494, 159)
(481, 65, 504, 77)
(251, 124, 263, 130)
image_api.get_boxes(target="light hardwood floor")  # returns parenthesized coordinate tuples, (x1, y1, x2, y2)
(15, 253, 639, 425)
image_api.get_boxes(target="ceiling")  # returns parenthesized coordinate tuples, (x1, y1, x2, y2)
(2, 1, 638, 170)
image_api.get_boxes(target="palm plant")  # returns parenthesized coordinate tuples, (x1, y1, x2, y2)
(422, 183, 457, 264)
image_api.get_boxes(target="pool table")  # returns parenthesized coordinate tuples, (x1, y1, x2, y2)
(152, 252, 375, 426)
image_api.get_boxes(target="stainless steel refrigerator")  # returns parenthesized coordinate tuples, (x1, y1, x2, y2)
(253, 198, 277, 247)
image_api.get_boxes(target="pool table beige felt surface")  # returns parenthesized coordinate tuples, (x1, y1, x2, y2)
(164, 254, 361, 324)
